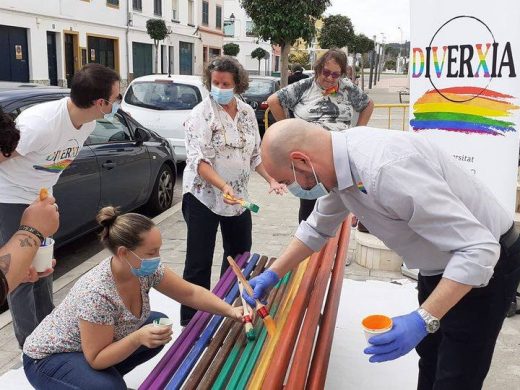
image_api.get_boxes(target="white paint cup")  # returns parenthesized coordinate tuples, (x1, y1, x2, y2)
(153, 318, 173, 329)
(362, 314, 393, 344)
(32, 238, 54, 273)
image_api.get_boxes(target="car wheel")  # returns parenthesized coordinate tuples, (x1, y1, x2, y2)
(147, 164, 175, 214)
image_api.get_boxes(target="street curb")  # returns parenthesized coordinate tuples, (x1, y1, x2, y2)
(0, 201, 183, 330)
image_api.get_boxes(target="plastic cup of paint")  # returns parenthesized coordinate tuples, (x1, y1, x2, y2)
(32, 238, 54, 273)
(153, 318, 173, 329)
(362, 314, 393, 344)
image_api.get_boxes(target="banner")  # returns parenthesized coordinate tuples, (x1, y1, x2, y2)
(409, 1, 520, 214)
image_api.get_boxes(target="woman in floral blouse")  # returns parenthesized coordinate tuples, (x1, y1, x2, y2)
(181, 55, 286, 325)
(267, 49, 374, 223)
(23, 207, 242, 389)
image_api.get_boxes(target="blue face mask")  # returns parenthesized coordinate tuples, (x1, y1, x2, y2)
(287, 161, 329, 200)
(126, 250, 161, 277)
(210, 85, 235, 105)
(102, 101, 120, 121)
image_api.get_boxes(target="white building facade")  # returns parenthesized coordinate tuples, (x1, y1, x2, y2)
(222, 0, 273, 75)
(0, 0, 224, 87)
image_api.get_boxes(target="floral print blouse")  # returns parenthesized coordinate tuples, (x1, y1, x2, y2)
(276, 77, 370, 132)
(183, 96, 262, 216)
(23, 258, 165, 360)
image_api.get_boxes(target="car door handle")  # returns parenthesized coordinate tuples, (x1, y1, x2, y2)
(102, 161, 116, 170)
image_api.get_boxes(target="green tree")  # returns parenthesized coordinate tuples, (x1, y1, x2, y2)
(318, 14, 355, 50)
(223, 43, 240, 56)
(289, 50, 310, 68)
(351, 34, 374, 90)
(241, 0, 330, 86)
(146, 19, 169, 73)
(251, 47, 269, 75)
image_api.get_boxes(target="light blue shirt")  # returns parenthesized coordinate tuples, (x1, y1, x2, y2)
(295, 127, 512, 287)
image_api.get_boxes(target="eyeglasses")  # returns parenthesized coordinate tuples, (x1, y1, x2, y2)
(322, 69, 341, 79)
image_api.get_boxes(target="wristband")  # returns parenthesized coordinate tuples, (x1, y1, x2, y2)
(18, 225, 45, 245)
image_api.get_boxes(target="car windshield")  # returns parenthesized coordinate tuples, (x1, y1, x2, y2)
(245, 80, 273, 96)
(124, 81, 201, 110)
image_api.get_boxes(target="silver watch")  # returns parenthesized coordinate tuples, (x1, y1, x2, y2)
(417, 308, 440, 333)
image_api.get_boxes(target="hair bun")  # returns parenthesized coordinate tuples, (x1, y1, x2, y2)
(96, 206, 120, 228)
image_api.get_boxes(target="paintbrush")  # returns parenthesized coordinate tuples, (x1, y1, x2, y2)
(39, 188, 49, 201)
(238, 281, 256, 341)
(223, 194, 260, 213)
(227, 256, 276, 337)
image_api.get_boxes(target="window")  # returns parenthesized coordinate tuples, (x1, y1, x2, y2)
(87, 115, 132, 145)
(188, 0, 194, 25)
(107, 0, 119, 6)
(216, 6, 222, 29)
(132, 0, 142, 11)
(124, 81, 202, 110)
(172, 0, 178, 20)
(223, 20, 234, 37)
(154, 0, 162, 16)
(246, 21, 255, 37)
(202, 1, 209, 25)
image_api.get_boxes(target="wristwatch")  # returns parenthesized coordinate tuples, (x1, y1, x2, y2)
(417, 308, 440, 333)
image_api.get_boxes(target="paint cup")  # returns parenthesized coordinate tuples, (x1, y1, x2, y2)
(153, 318, 173, 329)
(362, 314, 393, 344)
(32, 238, 54, 273)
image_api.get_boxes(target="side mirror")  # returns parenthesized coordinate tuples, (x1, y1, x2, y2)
(135, 127, 150, 145)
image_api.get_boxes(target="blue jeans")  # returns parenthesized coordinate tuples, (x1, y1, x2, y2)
(23, 311, 167, 389)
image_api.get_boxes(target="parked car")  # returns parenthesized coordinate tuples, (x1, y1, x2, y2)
(242, 76, 280, 136)
(0, 85, 177, 247)
(121, 74, 209, 162)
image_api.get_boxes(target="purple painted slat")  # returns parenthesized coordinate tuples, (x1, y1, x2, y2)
(139, 252, 250, 390)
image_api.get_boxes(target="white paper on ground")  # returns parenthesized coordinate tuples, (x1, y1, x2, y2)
(325, 279, 419, 390)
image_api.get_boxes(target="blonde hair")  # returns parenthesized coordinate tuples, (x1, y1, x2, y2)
(96, 206, 155, 253)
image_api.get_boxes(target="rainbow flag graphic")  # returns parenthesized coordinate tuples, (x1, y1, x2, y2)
(33, 159, 73, 173)
(410, 87, 520, 136)
(357, 181, 367, 194)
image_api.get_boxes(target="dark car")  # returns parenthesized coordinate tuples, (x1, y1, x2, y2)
(0, 84, 177, 247)
(242, 76, 280, 136)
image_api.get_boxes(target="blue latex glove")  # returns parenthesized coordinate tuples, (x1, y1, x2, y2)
(242, 269, 280, 307)
(364, 311, 428, 363)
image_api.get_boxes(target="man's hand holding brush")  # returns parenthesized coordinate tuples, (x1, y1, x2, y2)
(242, 269, 280, 307)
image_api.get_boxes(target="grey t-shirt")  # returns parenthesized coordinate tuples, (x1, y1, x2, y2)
(276, 77, 370, 131)
(23, 258, 165, 359)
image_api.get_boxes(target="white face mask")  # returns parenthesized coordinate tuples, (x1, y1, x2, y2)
(100, 100, 120, 121)
(286, 161, 329, 200)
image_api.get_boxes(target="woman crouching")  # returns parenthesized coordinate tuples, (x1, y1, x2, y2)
(22, 207, 242, 389)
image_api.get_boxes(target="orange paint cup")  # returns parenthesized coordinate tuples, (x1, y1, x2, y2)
(362, 314, 393, 343)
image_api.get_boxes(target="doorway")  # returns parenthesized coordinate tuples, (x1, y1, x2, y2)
(64, 33, 78, 87)
(0, 25, 29, 82)
(47, 32, 58, 86)
(179, 41, 193, 75)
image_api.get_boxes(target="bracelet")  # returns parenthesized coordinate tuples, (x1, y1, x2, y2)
(17, 225, 45, 245)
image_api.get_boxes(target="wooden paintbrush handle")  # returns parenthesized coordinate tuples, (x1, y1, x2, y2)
(227, 256, 255, 296)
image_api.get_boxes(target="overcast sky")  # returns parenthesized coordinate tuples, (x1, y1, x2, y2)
(326, 0, 410, 44)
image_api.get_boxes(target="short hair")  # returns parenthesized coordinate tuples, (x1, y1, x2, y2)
(203, 55, 249, 94)
(70, 63, 120, 109)
(313, 49, 348, 78)
(0, 109, 20, 158)
(292, 64, 304, 73)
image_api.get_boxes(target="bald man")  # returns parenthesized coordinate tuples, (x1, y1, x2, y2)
(243, 118, 520, 389)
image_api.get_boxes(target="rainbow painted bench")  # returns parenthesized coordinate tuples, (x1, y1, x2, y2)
(140, 218, 351, 390)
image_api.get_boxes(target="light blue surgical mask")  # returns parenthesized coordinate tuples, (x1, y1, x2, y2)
(210, 85, 235, 105)
(287, 161, 329, 200)
(102, 101, 120, 121)
(126, 250, 161, 278)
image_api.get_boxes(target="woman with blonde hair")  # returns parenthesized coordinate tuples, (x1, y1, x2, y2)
(23, 207, 242, 389)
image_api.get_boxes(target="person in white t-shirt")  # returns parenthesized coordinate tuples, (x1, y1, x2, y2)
(0, 63, 121, 348)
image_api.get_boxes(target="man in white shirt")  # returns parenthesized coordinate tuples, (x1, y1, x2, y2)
(244, 118, 520, 389)
(0, 63, 121, 347)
